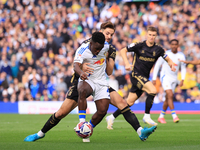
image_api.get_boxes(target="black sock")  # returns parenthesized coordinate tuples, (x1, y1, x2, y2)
(145, 93, 156, 114)
(41, 113, 61, 133)
(121, 106, 140, 131)
(113, 105, 131, 118)
(113, 108, 121, 118)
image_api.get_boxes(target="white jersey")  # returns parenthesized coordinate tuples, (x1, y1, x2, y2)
(153, 50, 186, 82)
(74, 40, 109, 86)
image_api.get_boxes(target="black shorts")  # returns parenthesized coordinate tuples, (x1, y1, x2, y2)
(66, 85, 79, 102)
(130, 72, 149, 97)
(66, 85, 116, 102)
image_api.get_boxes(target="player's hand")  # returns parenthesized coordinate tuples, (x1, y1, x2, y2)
(171, 63, 176, 72)
(125, 64, 133, 71)
(80, 72, 88, 80)
(178, 59, 187, 63)
(152, 80, 156, 85)
(82, 63, 94, 75)
(179, 80, 184, 87)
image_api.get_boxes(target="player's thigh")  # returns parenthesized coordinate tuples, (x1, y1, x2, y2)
(165, 89, 174, 99)
(142, 81, 157, 94)
(126, 92, 139, 106)
(56, 98, 78, 119)
(110, 90, 127, 110)
(78, 81, 93, 96)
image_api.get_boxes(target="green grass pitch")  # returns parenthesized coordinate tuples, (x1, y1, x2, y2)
(0, 114, 200, 150)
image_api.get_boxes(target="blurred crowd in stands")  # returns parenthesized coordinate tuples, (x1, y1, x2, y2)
(0, 0, 200, 104)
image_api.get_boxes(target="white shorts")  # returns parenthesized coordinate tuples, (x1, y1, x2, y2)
(85, 80, 110, 101)
(160, 75, 178, 93)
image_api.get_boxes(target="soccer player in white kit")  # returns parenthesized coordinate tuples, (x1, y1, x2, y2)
(152, 39, 186, 123)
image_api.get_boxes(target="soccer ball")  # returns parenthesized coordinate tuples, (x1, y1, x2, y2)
(75, 121, 93, 138)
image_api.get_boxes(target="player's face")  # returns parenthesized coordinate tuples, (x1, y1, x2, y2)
(146, 31, 157, 44)
(90, 41, 104, 55)
(170, 41, 178, 53)
(100, 28, 115, 43)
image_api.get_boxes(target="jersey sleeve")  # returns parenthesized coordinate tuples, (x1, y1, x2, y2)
(73, 46, 84, 64)
(108, 44, 116, 61)
(152, 57, 164, 80)
(180, 53, 186, 80)
(160, 47, 168, 59)
(126, 42, 141, 53)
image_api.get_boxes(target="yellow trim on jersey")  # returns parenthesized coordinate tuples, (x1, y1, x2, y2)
(132, 53, 137, 73)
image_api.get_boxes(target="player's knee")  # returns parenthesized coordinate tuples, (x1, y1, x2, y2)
(149, 88, 157, 95)
(166, 92, 173, 99)
(55, 110, 66, 119)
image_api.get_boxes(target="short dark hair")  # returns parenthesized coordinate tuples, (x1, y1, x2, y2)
(92, 32, 105, 44)
(100, 22, 115, 31)
(147, 26, 157, 33)
(170, 39, 179, 44)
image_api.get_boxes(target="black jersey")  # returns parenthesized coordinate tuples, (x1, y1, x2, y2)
(70, 39, 116, 86)
(127, 41, 167, 78)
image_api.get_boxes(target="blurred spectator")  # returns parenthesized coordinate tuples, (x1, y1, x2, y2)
(30, 78, 40, 99)
(0, 0, 200, 103)
(40, 89, 52, 101)
(39, 75, 48, 95)
(56, 77, 67, 94)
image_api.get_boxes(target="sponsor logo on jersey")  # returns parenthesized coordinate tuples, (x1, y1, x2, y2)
(139, 56, 155, 62)
(93, 58, 105, 65)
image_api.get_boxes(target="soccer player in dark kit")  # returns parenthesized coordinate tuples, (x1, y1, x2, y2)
(106, 26, 176, 129)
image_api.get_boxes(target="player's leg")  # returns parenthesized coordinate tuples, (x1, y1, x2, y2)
(24, 98, 78, 142)
(167, 82, 179, 123)
(108, 91, 157, 141)
(77, 81, 93, 123)
(24, 86, 79, 142)
(106, 89, 138, 129)
(158, 96, 168, 124)
(142, 81, 158, 126)
(90, 98, 110, 127)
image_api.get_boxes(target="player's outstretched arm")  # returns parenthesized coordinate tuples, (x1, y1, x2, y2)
(179, 59, 200, 65)
(119, 47, 133, 71)
(152, 57, 164, 84)
(74, 62, 88, 80)
(164, 56, 176, 72)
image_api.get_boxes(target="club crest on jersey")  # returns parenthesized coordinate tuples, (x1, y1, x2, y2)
(141, 50, 145, 53)
(93, 58, 105, 65)
(153, 51, 156, 56)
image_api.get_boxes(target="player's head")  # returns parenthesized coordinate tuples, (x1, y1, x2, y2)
(100, 22, 115, 43)
(90, 32, 105, 55)
(170, 39, 179, 53)
(146, 26, 157, 44)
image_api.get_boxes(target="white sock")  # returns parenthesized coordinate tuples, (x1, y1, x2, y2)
(137, 127, 143, 136)
(79, 118, 85, 122)
(144, 113, 150, 118)
(172, 114, 177, 119)
(37, 130, 45, 137)
(159, 113, 165, 118)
